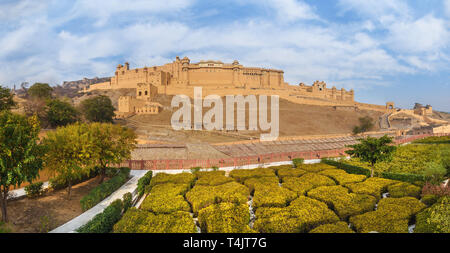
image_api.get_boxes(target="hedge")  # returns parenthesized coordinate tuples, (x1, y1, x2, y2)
(198, 202, 254, 233)
(307, 185, 377, 220)
(309, 222, 354, 233)
(140, 183, 191, 214)
(322, 159, 371, 176)
(277, 168, 307, 179)
(136, 171, 153, 197)
(122, 192, 132, 212)
(267, 165, 293, 173)
(252, 184, 298, 209)
(349, 210, 409, 233)
(80, 167, 131, 211)
(387, 182, 421, 198)
(377, 197, 426, 220)
(113, 209, 197, 233)
(292, 158, 304, 168)
(229, 168, 275, 183)
(186, 182, 250, 214)
(24, 182, 44, 198)
(319, 169, 367, 185)
(421, 194, 439, 206)
(253, 196, 339, 233)
(244, 176, 279, 193)
(345, 177, 400, 200)
(149, 172, 196, 187)
(195, 172, 234, 186)
(297, 163, 336, 173)
(282, 173, 336, 195)
(415, 196, 450, 233)
(77, 199, 123, 233)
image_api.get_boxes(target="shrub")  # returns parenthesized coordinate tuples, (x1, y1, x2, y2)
(0, 222, 11, 233)
(422, 161, 447, 185)
(267, 164, 294, 173)
(24, 182, 44, 198)
(195, 172, 234, 186)
(421, 194, 439, 206)
(190, 167, 202, 174)
(113, 208, 197, 233)
(292, 158, 304, 168)
(253, 196, 339, 233)
(122, 192, 133, 212)
(319, 169, 367, 185)
(378, 172, 426, 184)
(229, 168, 275, 183)
(349, 210, 409, 233)
(309, 222, 354, 233)
(387, 182, 421, 198)
(244, 176, 279, 193)
(198, 202, 254, 233)
(377, 197, 426, 220)
(322, 159, 371, 177)
(421, 182, 450, 198)
(136, 171, 153, 197)
(307, 185, 377, 220)
(297, 163, 336, 173)
(415, 196, 450, 233)
(49, 167, 99, 190)
(345, 177, 399, 200)
(77, 199, 123, 233)
(140, 183, 191, 214)
(186, 182, 249, 214)
(282, 173, 336, 195)
(80, 168, 131, 211)
(277, 168, 307, 179)
(149, 173, 196, 187)
(141, 195, 191, 214)
(252, 185, 298, 209)
(195, 170, 225, 178)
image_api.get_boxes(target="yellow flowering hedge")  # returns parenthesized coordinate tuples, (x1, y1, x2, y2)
(267, 164, 293, 172)
(253, 196, 339, 233)
(345, 177, 400, 200)
(149, 172, 196, 187)
(198, 202, 254, 233)
(319, 169, 367, 185)
(387, 182, 421, 199)
(229, 167, 276, 183)
(415, 196, 450, 233)
(195, 171, 234, 186)
(113, 208, 196, 233)
(349, 210, 409, 233)
(277, 168, 308, 179)
(252, 185, 298, 209)
(298, 163, 336, 173)
(244, 176, 279, 193)
(186, 182, 250, 214)
(307, 185, 377, 220)
(140, 183, 191, 214)
(309, 222, 354, 233)
(377, 197, 426, 219)
(282, 173, 336, 195)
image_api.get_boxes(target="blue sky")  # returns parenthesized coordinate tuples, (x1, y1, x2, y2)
(1, 0, 449, 111)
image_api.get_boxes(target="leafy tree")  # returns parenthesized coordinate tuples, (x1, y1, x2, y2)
(0, 112, 44, 222)
(90, 123, 136, 183)
(28, 83, 53, 99)
(0, 86, 16, 111)
(422, 161, 447, 185)
(80, 96, 115, 123)
(345, 135, 396, 177)
(45, 99, 79, 128)
(353, 116, 374, 135)
(43, 123, 96, 199)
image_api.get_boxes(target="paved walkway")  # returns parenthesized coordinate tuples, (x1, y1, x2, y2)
(50, 170, 148, 233)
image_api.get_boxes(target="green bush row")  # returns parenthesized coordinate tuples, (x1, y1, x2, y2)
(77, 199, 123, 233)
(136, 171, 153, 197)
(80, 167, 131, 211)
(321, 159, 371, 177)
(49, 167, 100, 190)
(24, 182, 44, 198)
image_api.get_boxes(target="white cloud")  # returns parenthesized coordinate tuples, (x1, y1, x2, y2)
(337, 0, 411, 20)
(387, 15, 450, 53)
(260, 0, 319, 22)
(445, 0, 450, 17)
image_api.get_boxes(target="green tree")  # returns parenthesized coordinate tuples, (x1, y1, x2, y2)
(45, 99, 79, 128)
(0, 112, 44, 222)
(80, 96, 115, 123)
(43, 123, 96, 199)
(90, 123, 137, 183)
(28, 83, 53, 99)
(345, 135, 397, 177)
(0, 86, 16, 111)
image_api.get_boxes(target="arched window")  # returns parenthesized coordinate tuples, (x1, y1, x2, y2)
(145, 91, 148, 96)
(138, 91, 142, 96)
